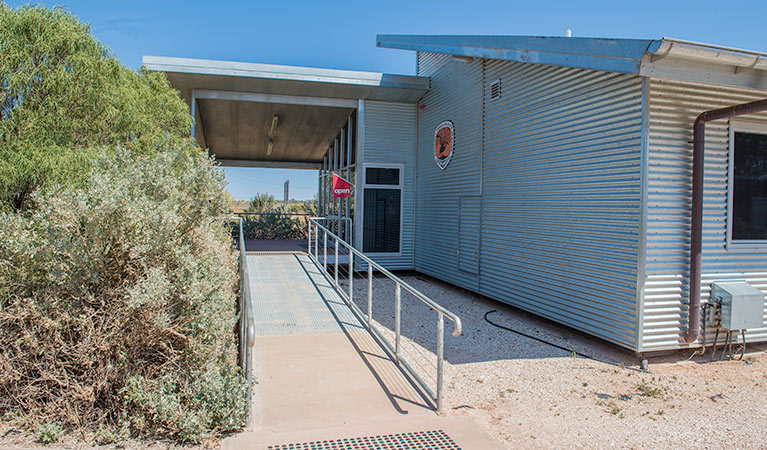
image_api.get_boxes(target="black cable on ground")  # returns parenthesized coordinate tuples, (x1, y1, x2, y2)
(484, 310, 648, 373)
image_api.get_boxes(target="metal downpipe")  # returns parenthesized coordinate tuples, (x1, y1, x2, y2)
(685, 97, 767, 344)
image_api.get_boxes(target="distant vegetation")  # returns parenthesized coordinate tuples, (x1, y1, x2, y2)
(0, 5, 245, 444)
(234, 193, 317, 239)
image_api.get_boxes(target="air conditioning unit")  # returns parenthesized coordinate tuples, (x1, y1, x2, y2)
(711, 281, 765, 330)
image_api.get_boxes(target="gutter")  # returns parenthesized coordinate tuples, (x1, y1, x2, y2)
(684, 97, 767, 344)
(648, 39, 767, 71)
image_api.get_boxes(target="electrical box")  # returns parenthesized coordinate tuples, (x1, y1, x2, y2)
(711, 281, 765, 330)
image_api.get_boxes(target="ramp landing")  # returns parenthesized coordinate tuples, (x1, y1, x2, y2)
(227, 253, 503, 450)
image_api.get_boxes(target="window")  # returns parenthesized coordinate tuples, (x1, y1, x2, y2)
(729, 122, 767, 244)
(365, 167, 399, 185)
(362, 166, 401, 253)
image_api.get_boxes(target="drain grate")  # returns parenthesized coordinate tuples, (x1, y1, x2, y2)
(266, 429, 461, 450)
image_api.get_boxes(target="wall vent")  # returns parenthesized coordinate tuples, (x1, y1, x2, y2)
(490, 79, 501, 101)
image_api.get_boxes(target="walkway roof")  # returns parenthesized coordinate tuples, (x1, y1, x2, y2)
(143, 56, 429, 168)
(378, 35, 767, 91)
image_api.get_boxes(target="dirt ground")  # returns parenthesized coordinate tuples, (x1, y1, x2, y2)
(0, 426, 215, 450)
(3, 272, 766, 450)
(388, 275, 767, 450)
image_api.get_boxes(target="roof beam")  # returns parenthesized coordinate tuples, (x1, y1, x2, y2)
(215, 159, 321, 170)
(193, 89, 358, 108)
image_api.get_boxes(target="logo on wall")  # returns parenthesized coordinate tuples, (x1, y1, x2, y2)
(434, 120, 454, 170)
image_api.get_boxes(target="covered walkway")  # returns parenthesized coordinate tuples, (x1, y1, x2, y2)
(224, 251, 503, 450)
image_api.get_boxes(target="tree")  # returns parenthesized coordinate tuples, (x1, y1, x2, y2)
(0, 5, 192, 211)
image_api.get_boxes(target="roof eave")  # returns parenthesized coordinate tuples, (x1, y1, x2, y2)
(142, 55, 430, 102)
(377, 35, 654, 75)
(640, 39, 767, 90)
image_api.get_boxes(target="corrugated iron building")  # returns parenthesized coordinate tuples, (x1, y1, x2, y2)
(371, 36, 767, 353)
(147, 35, 767, 354)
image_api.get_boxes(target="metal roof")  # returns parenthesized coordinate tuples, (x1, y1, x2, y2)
(142, 56, 429, 168)
(378, 35, 767, 90)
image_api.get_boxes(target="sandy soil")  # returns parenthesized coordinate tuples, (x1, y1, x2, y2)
(350, 274, 767, 450)
(4, 271, 766, 450)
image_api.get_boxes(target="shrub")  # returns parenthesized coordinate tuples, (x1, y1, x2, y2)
(0, 5, 192, 212)
(34, 423, 62, 444)
(0, 146, 246, 442)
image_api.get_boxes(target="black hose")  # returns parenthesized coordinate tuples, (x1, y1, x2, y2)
(484, 310, 648, 373)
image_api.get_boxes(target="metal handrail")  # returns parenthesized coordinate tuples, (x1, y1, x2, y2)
(310, 215, 353, 245)
(235, 217, 256, 429)
(307, 218, 462, 411)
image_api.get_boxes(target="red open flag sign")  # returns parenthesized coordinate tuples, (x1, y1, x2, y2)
(332, 174, 353, 198)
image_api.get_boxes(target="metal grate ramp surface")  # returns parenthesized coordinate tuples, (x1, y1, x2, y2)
(266, 430, 461, 450)
(248, 253, 361, 335)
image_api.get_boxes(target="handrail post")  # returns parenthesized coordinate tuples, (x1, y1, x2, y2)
(307, 221, 312, 256)
(437, 313, 445, 411)
(367, 265, 373, 326)
(348, 251, 354, 302)
(334, 238, 339, 286)
(314, 223, 318, 260)
(323, 231, 327, 273)
(395, 283, 401, 363)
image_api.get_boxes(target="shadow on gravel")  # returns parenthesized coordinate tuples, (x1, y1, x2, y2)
(341, 271, 639, 368)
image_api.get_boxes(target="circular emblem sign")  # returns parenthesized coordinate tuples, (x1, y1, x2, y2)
(434, 120, 454, 170)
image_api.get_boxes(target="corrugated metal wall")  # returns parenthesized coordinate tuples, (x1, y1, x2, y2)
(643, 78, 767, 351)
(414, 55, 484, 292)
(458, 196, 481, 275)
(360, 100, 417, 270)
(481, 60, 644, 349)
(415, 53, 645, 349)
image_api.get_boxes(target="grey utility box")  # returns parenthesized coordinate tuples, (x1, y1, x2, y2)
(711, 281, 765, 330)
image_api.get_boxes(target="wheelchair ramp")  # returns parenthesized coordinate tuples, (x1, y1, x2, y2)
(226, 253, 504, 450)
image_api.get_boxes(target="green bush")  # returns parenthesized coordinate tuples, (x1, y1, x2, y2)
(34, 422, 62, 444)
(242, 214, 308, 240)
(0, 147, 246, 442)
(0, 5, 192, 212)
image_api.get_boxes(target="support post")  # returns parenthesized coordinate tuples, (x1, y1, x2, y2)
(339, 128, 346, 240)
(394, 283, 401, 363)
(333, 137, 339, 235)
(367, 265, 373, 326)
(307, 221, 312, 256)
(436, 313, 445, 411)
(346, 117, 353, 243)
(323, 231, 327, 273)
(321, 154, 328, 216)
(334, 238, 339, 286)
(348, 251, 354, 302)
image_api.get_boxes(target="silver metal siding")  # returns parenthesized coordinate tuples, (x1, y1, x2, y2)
(481, 60, 644, 349)
(361, 100, 417, 270)
(459, 196, 481, 275)
(417, 52, 451, 77)
(415, 57, 484, 292)
(643, 78, 767, 351)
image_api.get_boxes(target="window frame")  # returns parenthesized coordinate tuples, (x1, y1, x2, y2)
(360, 163, 404, 256)
(726, 120, 767, 251)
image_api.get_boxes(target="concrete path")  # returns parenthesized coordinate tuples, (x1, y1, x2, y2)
(224, 253, 504, 450)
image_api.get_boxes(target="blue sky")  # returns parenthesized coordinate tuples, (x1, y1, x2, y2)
(11, 0, 767, 200)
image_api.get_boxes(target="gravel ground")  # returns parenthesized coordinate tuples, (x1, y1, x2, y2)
(349, 273, 767, 450)
(4, 270, 765, 450)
